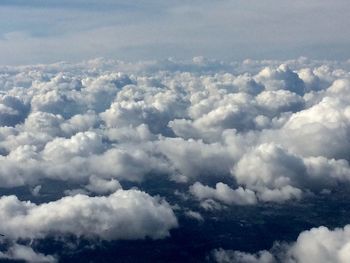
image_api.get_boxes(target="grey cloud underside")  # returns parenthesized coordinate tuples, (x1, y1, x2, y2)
(1, 58, 350, 261)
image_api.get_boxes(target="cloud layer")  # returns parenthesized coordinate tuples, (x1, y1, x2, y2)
(1, 57, 350, 261)
(1, 58, 350, 200)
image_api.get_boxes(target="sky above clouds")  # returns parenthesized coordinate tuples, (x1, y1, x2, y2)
(0, 0, 350, 65)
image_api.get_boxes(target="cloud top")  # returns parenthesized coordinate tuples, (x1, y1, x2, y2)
(1, 57, 350, 261)
(0, 189, 177, 240)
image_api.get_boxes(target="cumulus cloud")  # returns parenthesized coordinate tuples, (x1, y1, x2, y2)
(290, 225, 350, 263)
(232, 143, 350, 202)
(156, 138, 232, 182)
(212, 224, 350, 263)
(0, 95, 29, 126)
(270, 96, 350, 159)
(0, 189, 178, 240)
(1, 57, 350, 261)
(85, 175, 121, 194)
(255, 64, 305, 95)
(0, 58, 349, 203)
(0, 243, 57, 263)
(190, 182, 257, 206)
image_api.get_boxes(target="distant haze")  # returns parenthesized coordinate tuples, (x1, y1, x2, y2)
(0, 0, 349, 65)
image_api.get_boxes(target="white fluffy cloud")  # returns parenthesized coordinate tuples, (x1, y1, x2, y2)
(190, 182, 257, 206)
(0, 58, 349, 204)
(1, 57, 350, 261)
(85, 175, 121, 194)
(213, 225, 350, 263)
(290, 226, 350, 263)
(0, 189, 177, 240)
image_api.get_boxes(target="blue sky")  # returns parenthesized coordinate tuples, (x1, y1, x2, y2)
(0, 0, 349, 65)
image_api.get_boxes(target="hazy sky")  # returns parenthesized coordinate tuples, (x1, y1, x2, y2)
(0, 0, 349, 65)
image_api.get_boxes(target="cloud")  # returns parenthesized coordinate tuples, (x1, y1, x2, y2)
(184, 210, 204, 222)
(1, 57, 350, 261)
(42, 131, 104, 160)
(0, 95, 29, 126)
(0, 58, 349, 204)
(255, 90, 304, 116)
(255, 64, 306, 95)
(212, 248, 275, 263)
(189, 182, 257, 206)
(0, 243, 57, 263)
(0, 189, 178, 240)
(212, 224, 350, 263)
(290, 225, 350, 263)
(233, 143, 350, 202)
(85, 175, 121, 194)
(156, 137, 232, 182)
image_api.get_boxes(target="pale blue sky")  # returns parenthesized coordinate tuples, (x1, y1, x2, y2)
(0, 0, 349, 65)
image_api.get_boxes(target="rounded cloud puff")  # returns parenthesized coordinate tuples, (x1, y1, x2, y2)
(212, 225, 350, 263)
(0, 189, 178, 240)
